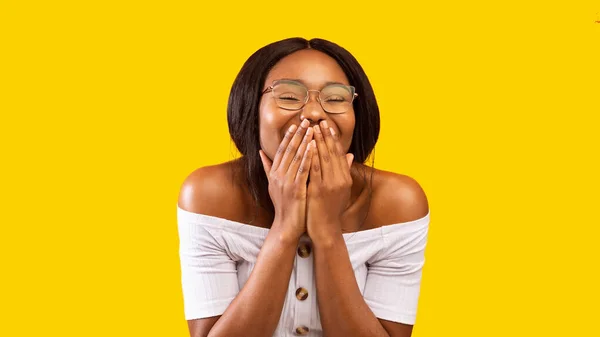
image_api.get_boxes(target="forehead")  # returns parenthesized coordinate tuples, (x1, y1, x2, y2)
(265, 49, 350, 89)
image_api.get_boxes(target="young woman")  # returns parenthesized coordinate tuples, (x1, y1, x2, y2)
(177, 37, 430, 337)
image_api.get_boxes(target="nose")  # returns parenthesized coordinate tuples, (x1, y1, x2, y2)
(299, 91, 326, 126)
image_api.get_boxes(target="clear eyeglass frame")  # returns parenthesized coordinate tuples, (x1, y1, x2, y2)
(261, 79, 358, 114)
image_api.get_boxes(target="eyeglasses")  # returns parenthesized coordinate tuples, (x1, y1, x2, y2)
(262, 79, 358, 114)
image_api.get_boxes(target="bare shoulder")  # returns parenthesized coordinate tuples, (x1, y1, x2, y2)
(177, 159, 250, 222)
(369, 166, 430, 225)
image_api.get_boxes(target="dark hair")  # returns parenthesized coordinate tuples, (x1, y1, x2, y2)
(227, 37, 380, 225)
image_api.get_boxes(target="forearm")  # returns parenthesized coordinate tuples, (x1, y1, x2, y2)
(208, 224, 298, 337)
(313, 233, 390, 337)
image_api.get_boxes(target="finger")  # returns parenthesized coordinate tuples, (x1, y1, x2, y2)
(259, 149, 273, 174)
(321, 121, 340, 168)
(312, 125, 331, 181)
(309, 139, 322, 184)
(294, 139, 314, 184)
(346, 153, 354, 169)
(271, 124, 297, 172)
(326, 125, 346, 172)
(329, 127, 346, 160)
(278, 119, 310, 173)
(288, 126, 313, 181)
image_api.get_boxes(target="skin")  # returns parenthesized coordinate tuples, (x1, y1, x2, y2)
(178, 49, 430, 337)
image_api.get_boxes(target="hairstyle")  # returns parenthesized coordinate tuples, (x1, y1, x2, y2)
(227, 37, 380, 225)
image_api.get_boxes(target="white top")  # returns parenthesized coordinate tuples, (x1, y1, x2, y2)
(177, 205, 430, 337)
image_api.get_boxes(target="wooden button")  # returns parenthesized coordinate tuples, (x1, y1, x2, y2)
(295, 287, 309, 301)
(294, 325, 309, 335)
(297, 243, 311, 258)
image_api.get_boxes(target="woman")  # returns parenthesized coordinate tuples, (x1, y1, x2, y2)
(177, 37, 430, 337)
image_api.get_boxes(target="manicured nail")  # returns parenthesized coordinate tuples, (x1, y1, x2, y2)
(289, 124, 297, 132)
(301, 119, 309, 128)
(314, 125, 321, 133)
(321, 120, 329, 129)
(329, 127, 336, 136)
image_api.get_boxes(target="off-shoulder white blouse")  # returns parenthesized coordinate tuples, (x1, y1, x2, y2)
(177, 205, 430, 336)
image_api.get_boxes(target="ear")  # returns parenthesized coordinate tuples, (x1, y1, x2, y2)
(346, 153, 354, 168)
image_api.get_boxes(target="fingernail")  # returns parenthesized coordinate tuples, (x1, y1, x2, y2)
(329, 127, 336, 136)
(301, 119, 309, 128)
(289, 124, 297, 132)
(321, 120, 329, 129)
(306, 127, 312, 136)
(314, 125, 321, 133)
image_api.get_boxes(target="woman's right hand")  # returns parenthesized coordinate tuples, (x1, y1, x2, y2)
(259, 119, 315, 242)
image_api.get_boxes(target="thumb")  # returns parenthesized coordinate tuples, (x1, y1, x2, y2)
(259, 150, 272, 174)
(346, 153, 354, 168)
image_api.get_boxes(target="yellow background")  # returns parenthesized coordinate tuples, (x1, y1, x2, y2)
(1, 1, 599, 336)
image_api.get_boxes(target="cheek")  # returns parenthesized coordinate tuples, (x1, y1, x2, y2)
(259, 103, 286, 160)
(335, 114, 355, 152)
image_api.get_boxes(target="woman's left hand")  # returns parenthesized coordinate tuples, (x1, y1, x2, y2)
(306, 121, 354, 242)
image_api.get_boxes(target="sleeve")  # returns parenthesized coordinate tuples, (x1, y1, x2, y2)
(178, 212, 240, 320)
(362, 217, 430, 325)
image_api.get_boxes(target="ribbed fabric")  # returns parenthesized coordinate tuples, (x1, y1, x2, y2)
(177, 205, 430, 336)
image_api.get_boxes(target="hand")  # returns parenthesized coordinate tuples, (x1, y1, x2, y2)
(259, 119, 315, 242)
(306, 121, 354, 242)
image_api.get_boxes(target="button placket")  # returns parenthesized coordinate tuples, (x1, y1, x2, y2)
(297, 242, 311, 258)
(294, 325, 310, 335)
(293, 234, 313, 335)
(295, 287, 308, 301)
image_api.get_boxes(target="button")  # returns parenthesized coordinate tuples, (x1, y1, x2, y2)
(294, 326, 309, 335)
(297, 243, 311, 258)
(295, 287, 308, 301)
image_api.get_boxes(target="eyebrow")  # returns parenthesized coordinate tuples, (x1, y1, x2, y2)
(278, 78, 348, 87)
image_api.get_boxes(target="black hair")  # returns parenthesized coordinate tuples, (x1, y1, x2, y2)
(227, 37, 380, 226)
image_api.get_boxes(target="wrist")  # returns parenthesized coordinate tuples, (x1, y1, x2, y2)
(308, 222, 343, 248)
(270, 218, 303, 245)
(311, 231, 344, 249)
